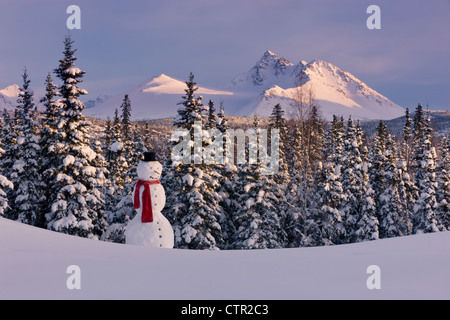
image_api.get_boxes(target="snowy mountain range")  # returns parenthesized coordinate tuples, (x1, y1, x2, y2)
(85, 74, 233, 120)
(1, 51, 406, 121)
(85, 50, 405, 121)
(229, 50, 405, 121)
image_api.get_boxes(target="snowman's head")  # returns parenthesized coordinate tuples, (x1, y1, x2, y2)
(137, 152, 162, 181)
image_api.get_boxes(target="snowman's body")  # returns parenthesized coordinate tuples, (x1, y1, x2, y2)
(124, 159, 174, 248)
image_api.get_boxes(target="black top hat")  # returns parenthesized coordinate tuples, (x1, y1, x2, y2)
(143, 151, 156, 162)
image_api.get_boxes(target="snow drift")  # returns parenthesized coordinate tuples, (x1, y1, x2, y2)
(0, 217, 449, 299)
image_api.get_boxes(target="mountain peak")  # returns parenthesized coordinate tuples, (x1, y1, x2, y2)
(232, 50, 295, 87)
(0, 84, 20, 98)
(261, 49, 278, 59)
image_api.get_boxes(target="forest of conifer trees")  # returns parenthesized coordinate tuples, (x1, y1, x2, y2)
(0, 37, 448, 250)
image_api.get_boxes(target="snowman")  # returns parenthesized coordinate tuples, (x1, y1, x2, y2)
(124, 151, 174, 248)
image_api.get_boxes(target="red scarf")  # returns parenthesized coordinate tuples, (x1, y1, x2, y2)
(134, 179, 161, 223)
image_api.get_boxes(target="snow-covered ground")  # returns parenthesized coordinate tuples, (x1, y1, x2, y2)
(1, 217, 449, 300)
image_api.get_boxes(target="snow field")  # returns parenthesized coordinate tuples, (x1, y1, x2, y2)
(1, 217, 449, 300)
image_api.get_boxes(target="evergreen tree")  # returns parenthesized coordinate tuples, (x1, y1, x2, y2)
(378, 135, 409, 238)
(104, 117, 113, 162)
(40, 73, 62, 225)
(119, 94, 134, 186)
(231, 119, 285, 249)
(173, 72, 205, 131)
(108, 108, 128, 195)
(288, 123, 304, 203)
(231, 164, 283, 249)
(436, 137, 449, 230)
(165, 73, 223, 249)
(10, 70, 46, 226)
(368, 121, 388, 218)
(412, 117, 441, 233)
(339, 116, 367, 243)
(0, 117, 3, 161)
(143, 121, 153, 152)
(0, 109, 19, 205)
(396, 158, 415, 235)
(354, 186, 379, 242)
(314, 149, 346, 245)
(46, 36, 107, 238)
(308, 105, 325, 165)
(401, 108, 413, 169)
(120, 94, 132, 148)
(324, 115, 344, 162)
(216, 101, 228, 134)
(413, 103, 425, 143)
(217, 161, 238, 249)
(269, 104, 290, 184)
(103, 124, 147, 243)
(0, 174, 13, 217)
(206, 100, 217, 130)
(215, 101, 230, 167)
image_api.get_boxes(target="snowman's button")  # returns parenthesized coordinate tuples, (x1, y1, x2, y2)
(159, 244, 162, 247)
(159, 235, 162, 238)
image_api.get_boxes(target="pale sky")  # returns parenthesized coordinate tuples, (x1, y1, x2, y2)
(0, 0, 449, 110)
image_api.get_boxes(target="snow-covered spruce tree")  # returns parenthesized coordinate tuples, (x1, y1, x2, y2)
(412, 117, 441, 233)
(401, 108, 413, 170)
(269, 103, 290, 185)
(217, 161, 238, 249)
(396, 158, 415, 235)
(39, 73, 63, 224)
(436, 137, 449, 230)
(205, 100, 217, 130)
(128, 124, 147, 181)
(178, 162, 225, 250)
(377, 135, 409, 238)
(0, 112, 13, 218)
(172, 72, 206, 131)
(143, 121, 153, 151)
(324, 115, 344, 162)
(119, 94, 133, 184)
(287, 123, 303, 200)
(0, 109, 19, 214)
(413, 103, 425, 145)
(216, 101, 228, 134)
(120, 94, 133, 153)
(231, 163, 282, 249)
(9, 70, 46, 226)
(107, 108, 129, 197)
(354, 184, 379, 242)
(104, 117, 113, 162)
(46, 36, 107, 239)
(214, 102, 238, 248)
(283, 122, 307, 247)
(164, 73, 224, 249)
(307, 105, 325, 166)
(0, 174, 13, 217)
(103, 124, 148, 243)
(368, 120, 388, 197)
(306, 115, 346, 245)
(314, 158, 346, 245)
(231, 118, 285, 249)
(339, 116, 367, 243)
